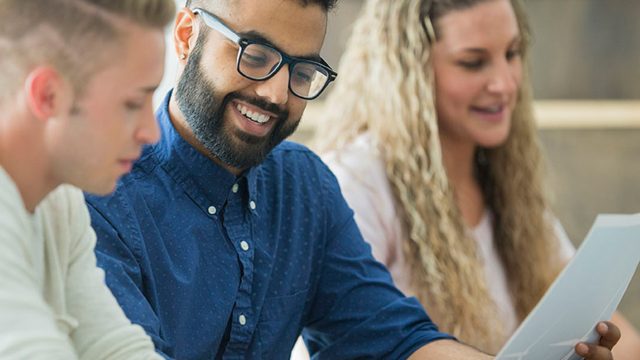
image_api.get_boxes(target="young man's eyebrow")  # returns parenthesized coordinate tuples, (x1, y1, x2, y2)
(138, 85, 159, 93)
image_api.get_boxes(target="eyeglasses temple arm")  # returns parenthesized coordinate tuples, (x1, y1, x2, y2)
(193, 8, 241, 44)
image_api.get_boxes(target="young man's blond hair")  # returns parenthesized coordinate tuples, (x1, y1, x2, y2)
(0, 0, 175, 100)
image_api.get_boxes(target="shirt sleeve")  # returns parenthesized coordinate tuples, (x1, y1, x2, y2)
(0, 185, 79, 359)
(86, 197, 173, 360)
(60, 187, 162, 360)
(301, 163, 454, 359)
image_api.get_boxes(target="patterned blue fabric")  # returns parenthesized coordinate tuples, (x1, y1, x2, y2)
(86, 91, 453, 359)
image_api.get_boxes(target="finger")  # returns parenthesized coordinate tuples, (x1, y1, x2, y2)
(575, 342, 613, 360)
(597, 321, 621, 349)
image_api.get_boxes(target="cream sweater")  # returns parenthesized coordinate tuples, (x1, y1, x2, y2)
(0, 167, 161, 359)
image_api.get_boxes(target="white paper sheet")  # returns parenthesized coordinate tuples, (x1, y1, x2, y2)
(496, 214, 640, 360)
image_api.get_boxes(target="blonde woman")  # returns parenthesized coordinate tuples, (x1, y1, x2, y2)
(316, 0, 640, 357)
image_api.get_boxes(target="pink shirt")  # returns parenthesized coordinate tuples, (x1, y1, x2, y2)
(322, 134, 575, 336)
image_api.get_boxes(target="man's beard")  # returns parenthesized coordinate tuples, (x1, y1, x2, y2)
(174, 33, 300, 171)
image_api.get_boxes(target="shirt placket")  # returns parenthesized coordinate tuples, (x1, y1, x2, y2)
(221, 182, 257, 358)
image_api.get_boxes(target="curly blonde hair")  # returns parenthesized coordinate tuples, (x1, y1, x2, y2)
(315, 0, 562, 353)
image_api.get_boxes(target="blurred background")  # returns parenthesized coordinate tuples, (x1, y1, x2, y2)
(160, 0, 640, 327)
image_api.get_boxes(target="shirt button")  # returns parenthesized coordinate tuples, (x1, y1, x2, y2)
(239, 314, 247, 326)
(249, 201, 256, 210)
(232, 184, 239, 193)
(207, 206, 217, 215)
(240, 241, 249, 251)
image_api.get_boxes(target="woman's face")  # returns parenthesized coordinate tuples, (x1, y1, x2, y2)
(432, 0, 523, 150)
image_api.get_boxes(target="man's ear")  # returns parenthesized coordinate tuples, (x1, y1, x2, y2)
(23, 66, 68, 121)
(174, 7, 198, 64)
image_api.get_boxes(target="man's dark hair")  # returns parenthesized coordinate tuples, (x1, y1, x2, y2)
(185, 0, 337, 11)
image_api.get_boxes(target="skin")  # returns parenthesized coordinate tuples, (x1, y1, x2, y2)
(409, 321, 620, 359)
(169, 0, 326, 175)
(0, 21, 164, 212)
(433, 0, 521, 152)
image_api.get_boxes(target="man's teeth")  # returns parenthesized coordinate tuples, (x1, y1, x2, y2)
(237, 104, 271, 124)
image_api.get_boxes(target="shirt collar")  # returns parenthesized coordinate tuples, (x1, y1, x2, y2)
(151, 90, 259, 209)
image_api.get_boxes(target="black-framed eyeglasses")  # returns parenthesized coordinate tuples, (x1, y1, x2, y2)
(192, 7, 337, 100)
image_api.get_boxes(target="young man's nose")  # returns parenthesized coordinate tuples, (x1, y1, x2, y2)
(136, 108, 161, 145)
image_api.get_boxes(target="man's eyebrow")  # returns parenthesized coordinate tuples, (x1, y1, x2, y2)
(238, 30, 323, 63)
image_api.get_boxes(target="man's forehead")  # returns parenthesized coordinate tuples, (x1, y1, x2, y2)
(205, 0, 327, 57)
(202, 0, 325, 12)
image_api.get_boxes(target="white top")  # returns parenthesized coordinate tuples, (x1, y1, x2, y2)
(322, 134, 576, 336)
(0, 166, 161, 360)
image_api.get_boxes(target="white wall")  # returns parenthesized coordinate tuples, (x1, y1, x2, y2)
(153, 0, 182, 108)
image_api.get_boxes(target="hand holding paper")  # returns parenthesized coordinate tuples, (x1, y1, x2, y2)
(496, 214, 640, 360)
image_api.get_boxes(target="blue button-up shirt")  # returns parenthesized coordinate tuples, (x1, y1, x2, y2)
(86, 91, 453, 360)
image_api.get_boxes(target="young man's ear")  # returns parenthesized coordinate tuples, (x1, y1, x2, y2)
(174, 7, 197, 64)
(23, 66, 68, 121)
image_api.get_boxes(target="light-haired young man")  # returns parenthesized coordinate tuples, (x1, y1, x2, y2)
(0, 0, 174, 358)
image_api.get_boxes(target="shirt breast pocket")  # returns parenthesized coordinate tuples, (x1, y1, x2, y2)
(258, 289, 308, 359)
